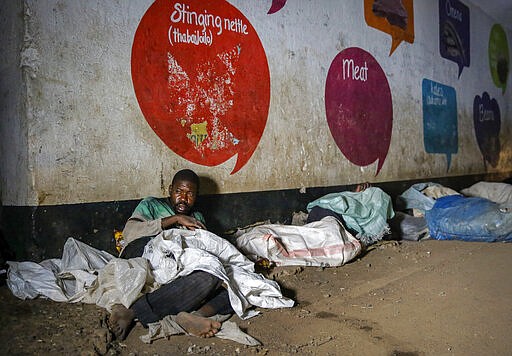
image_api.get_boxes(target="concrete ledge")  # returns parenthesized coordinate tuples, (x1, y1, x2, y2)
(2, 172, 510, 261)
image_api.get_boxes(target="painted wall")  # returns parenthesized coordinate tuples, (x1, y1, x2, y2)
(1, 0, 511, 208)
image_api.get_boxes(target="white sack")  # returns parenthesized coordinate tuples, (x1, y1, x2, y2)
(7, 238, 114, 301)
(461, 181, 512, 205)
(235, 216, 362, 267)
(78, 257, 157, 311)
(8, 231, 294, 318)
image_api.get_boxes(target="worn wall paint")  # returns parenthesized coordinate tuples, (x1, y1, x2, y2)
(0, 0, 511, 207)
(131, 0, 271, 174)
(0, 1, 31, 205)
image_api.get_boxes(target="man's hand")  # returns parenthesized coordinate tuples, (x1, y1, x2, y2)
(176, 215, 206, 230)
(161, 214, 206, 230)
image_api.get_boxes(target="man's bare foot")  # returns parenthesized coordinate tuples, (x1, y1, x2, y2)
(107, 304, 135, 341)
(176, 311, 221, 338)
(355, 182, 371, 192)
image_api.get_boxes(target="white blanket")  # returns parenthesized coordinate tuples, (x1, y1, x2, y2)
(7, 230, 294, 319)
(141, 229, 294, 318)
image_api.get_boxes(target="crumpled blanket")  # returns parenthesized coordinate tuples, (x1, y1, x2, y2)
(7, 237, 120, 303)
(306, 187, 395, 245)
(142, 314, 261, 346)
(7, 230, 294, 344)
(142, 229, 294, 318)
(236, 216, 362, 267)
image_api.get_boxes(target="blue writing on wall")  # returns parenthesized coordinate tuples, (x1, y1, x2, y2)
(422, 78, 458, 170)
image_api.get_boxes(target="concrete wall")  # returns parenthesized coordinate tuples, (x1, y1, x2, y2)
(1, 0, 511, 208)
(0, 1, 30, 205)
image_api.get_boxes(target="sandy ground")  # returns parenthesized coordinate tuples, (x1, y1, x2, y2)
(1, 238, 511, 356)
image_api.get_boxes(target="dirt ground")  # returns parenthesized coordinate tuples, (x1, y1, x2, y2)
(1, 238, 511, 356)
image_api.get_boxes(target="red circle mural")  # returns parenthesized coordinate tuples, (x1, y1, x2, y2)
(132, 0, 270, 174)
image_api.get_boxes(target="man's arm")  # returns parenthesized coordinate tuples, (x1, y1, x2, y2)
(161, 214, 206, 230)
(122, 197, 169, 244)
(122, 215, 163, 245)
(122, 213, 206, 245)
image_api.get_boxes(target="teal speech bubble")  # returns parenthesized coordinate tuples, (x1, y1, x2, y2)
(422, 79, 458, 171)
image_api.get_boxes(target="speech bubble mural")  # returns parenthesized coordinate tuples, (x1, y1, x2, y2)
(489, 24, 510, 94)
(439, 0, 470, 78)
(422, 79, 458, 170)
(268, 0, 287, 14)
(364, 0, 415, 55)
(131, 0, 270, 174)
(325, 47, 393, 175)
(473, 92, 501, 168)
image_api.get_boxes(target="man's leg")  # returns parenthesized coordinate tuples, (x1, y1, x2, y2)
(131, 270, 226, 325)
(108, 270, 232, 340)
(306, 206, 345, 224)
(108, 236, 152, 340)
(175, 282, 234, 338)
(195, 287, 233, 316)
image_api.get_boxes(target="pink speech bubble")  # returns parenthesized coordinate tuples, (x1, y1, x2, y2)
(268, 0, 287, 14)
(325, 47, 393, 175)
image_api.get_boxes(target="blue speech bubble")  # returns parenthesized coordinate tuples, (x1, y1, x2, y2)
(422, 79, 458, 170)
(439, 0, 470, 78)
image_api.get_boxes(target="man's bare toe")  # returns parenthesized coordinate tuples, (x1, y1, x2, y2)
(107, 304, 135, 341)
(176, 311, 221, 338)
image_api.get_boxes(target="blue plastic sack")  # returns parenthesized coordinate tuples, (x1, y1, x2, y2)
(397, 183, 437, 213)
(425, 195, 512, 242)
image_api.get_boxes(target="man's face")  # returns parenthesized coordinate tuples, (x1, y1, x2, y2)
(169, 179, 198, 215)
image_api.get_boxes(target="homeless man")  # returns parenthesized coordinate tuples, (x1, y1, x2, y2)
(108, 169, 234, 340)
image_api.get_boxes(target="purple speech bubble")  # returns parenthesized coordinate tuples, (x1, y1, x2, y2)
(325, 47, 393, 175)
(473, 92, 501, 167)
(268, 0, 287, 14)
